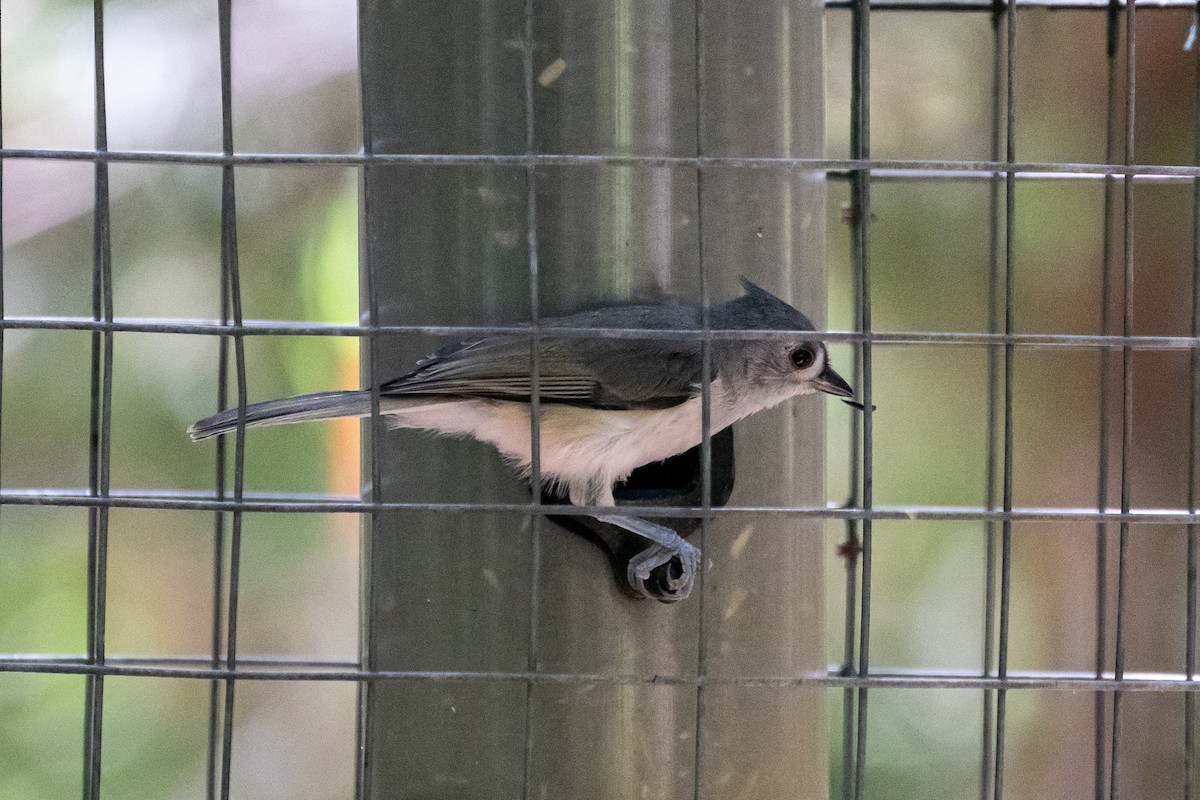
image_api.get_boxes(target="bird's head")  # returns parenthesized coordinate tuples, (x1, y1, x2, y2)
(712, 278, 862, 409)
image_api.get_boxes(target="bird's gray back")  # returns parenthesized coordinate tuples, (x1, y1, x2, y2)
(380, 303, 707, 410)
(378, 285, 817, 411)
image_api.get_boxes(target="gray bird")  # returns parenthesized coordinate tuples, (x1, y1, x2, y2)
(189, 279, 859, 601)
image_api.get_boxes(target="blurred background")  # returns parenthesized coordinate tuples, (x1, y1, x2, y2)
(1, 0, 1198, 798)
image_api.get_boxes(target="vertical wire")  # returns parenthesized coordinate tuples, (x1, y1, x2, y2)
(207, 3, 237, 787)
(1094, 5, 1122, 798)
(979, 5, 1005, 799)
(839, 420, 860, 800)
(839, 10, 865, 771)
(354, 0, 381, 794)
(840, 28, 865, 787)
(83, 1, 114, 796)
(692, 2, 711, 797)
(992, 1, 1016, 798)
(216, 1, 248, 797)
(849, 0, 872, 796)
(206, 211, 231, 800)
(839, 37, 865, 791)
(520, 1, 543, 796)
(839, 510, 859, 800)
(1187, 11, 1200, 791)
(1107, 0, 1135, 794)
(1187, 11, 1200, 795)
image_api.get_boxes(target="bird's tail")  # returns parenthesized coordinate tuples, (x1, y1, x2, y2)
(188, 390, 372, 441)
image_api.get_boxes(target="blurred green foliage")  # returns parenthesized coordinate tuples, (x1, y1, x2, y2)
(2, 0, 360, 797)
(825, 10, 1200, 800)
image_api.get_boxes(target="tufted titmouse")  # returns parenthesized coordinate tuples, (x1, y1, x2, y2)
(189, 278, 860, 601)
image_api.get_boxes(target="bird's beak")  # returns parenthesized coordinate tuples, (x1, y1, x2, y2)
(815, 365, 854, 399)
(815, 365, 872, 411)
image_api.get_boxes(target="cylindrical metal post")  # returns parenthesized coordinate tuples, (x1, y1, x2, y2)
(358, 0, 825, 796)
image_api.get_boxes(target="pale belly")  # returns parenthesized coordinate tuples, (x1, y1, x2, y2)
(381, 377, 802, 503)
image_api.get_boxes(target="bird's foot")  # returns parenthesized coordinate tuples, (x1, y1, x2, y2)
(626, 542, 698, 602)
(595, 513, 701, 603)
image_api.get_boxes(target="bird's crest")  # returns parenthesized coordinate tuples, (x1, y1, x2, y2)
(724, 277, 817, 332)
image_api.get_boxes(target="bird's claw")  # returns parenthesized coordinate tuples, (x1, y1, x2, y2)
(626, 541, 698, 602)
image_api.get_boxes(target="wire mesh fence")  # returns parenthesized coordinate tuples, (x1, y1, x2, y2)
(1, 0, 1199, 799)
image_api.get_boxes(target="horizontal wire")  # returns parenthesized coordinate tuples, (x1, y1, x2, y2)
(841, 168, 1200, 184)
(3, 654, 1200, 692)
(3, 315, 1198, 349)
(3, 488, 1199, 523)
(826, 0, 1194, 9)
(6, 654, 359, 671)
(4, 148, 1200, 179)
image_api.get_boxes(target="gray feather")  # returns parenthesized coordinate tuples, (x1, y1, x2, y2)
(714, 278, 819, 333)
(378, 283, 817, 410)
(189, 280, 823, 439)
(379, 303, 708, 410)
(188, 390, 370, 441)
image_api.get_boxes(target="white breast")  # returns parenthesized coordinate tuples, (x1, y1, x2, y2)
(380, 377, 802, 506)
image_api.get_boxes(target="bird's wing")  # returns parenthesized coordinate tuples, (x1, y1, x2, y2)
(569, 334, 706, 409)
(380, 311, 707, 410)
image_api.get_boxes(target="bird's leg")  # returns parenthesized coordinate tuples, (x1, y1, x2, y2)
(569, 480, 699, 601)
(592, 513, 699, 601)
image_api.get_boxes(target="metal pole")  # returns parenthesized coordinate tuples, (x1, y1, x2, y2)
(358, 0, 826, 796)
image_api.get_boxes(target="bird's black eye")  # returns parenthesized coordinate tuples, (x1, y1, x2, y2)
(790, 346, 816, 370)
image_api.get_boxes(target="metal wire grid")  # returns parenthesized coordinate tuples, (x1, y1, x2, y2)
(0, 3, 1196, 800)
(830, 5, 1191, 800)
